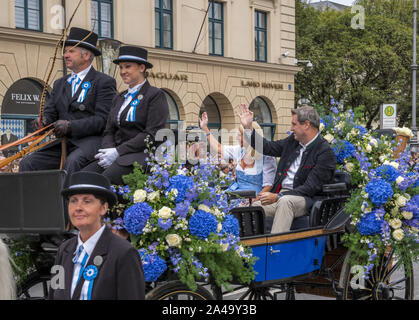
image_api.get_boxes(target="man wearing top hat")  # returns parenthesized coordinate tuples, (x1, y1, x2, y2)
(82, 46, 169, 184)
(19, 27, 117, 176)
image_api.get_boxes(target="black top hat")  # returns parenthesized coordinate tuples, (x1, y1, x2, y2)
(113, 46, 153, 69)
(63, 27, 102, 56)
(61, 172, 117, 207)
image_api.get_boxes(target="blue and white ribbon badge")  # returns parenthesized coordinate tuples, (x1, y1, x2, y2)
(77, 81, 92, 103)
(81, 265, 98, 300)
(126, 98, 140, 122)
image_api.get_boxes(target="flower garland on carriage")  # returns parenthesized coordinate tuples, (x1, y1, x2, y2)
(318, 101, 419, 280)
(106, 139, 257, 291)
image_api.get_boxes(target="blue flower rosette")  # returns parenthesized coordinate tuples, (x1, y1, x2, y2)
(77, 81, 91, 103)
(82, 265, 98, 300)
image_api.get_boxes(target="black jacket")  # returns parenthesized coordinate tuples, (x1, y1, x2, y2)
(248, 131, 337, 209)
(43, 67, 116, 159)
(101, 80, 169, 167)
(48, 227, 145, 300)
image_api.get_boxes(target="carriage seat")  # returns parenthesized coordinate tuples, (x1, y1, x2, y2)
(229, 172, 351, 237)
(265, 171, 351, 232)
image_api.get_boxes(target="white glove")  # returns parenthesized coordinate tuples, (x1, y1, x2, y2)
(95, 148, 119, 169)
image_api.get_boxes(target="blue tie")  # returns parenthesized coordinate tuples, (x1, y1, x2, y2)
(72, 244, 85, 264)
(67, 74, 81, 96)
(124, 90, 138, 100)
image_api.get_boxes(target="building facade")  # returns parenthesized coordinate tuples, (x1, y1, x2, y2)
(0, 0, 298, 146)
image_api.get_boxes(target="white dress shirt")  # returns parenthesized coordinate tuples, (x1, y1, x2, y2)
(70, 64, 92, 96)
(281, 133, 320, 190)
(70, 224, 105, 298)
(117, 80, 146, 125)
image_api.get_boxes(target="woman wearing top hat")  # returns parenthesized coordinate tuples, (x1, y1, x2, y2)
(19, 27, 116, 176)
(82, 46, 169, 184)
(49, 171, 145, 300)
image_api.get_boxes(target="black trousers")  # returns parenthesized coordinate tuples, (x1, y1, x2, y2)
(82, 159, 133, 185)
(19, 141, 90, 178)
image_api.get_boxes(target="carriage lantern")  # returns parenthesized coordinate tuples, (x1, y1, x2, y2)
(96, 38, 122, 78)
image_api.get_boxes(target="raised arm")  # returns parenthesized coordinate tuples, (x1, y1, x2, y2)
(199, 111, 222, 156)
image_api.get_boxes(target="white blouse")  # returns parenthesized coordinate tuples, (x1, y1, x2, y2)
(222, 145, 277, 187)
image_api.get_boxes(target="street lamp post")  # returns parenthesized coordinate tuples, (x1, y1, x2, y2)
(411, 0, 418, 153)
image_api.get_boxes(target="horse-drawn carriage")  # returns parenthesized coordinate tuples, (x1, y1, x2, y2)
(0, 168, 413, 300)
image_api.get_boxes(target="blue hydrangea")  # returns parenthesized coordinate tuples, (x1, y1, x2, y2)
(174, 200, 190, 218)
(139, 249, 167, 282)
(111, 217, 125, 230)
(158, 218, 173, 231)
(374, 165, 399, 184)
(353, 125, 367, 136)
(221, 214, 240, 237)
(403, 195, 419, 219)
(123, 202, 154, 235)
(321, 115, 334, 130)
(167, 175, 195, 203)
(357, 211, 383, 235)
(365, 178, 393, 206)
(189, 210, 218, 239)
(332, 140, 355, 164)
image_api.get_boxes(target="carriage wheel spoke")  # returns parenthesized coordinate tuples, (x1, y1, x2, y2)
(238, 288, 252, 300)
(379, 250, 394, 281)
(382, 260, 403, 283)
(387, 278, 408, 288)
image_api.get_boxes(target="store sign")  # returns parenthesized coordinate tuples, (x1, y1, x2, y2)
(149, 72, 188, 82)
(380, 104, 397, 129)
(2, 78, 48, 116)
(241, 80, 283, 90)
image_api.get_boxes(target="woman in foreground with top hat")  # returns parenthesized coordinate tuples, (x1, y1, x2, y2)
(82, 46, 169, 184)
(48, 171, 145, 300)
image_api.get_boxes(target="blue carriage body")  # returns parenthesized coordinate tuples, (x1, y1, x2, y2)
(250, 235, 327, 282)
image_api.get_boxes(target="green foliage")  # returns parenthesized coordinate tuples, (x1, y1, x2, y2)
(296, 0, 416, 128)
(122, 162, 148, 190)
(4, 237, 37, 285)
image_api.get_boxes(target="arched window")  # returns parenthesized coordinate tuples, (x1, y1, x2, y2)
(249, 97, 275, 140)
(199, 96, 221, 129)
(162, 90, 180, 130)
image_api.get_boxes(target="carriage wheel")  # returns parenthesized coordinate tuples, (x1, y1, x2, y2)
(146, 280, 215, 300)
(339, 250, 414, 300)
(17, 272, 50, 300)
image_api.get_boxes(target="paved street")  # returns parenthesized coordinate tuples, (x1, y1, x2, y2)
(26, 261, 419, 300)
(221, 261, 419, 300)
